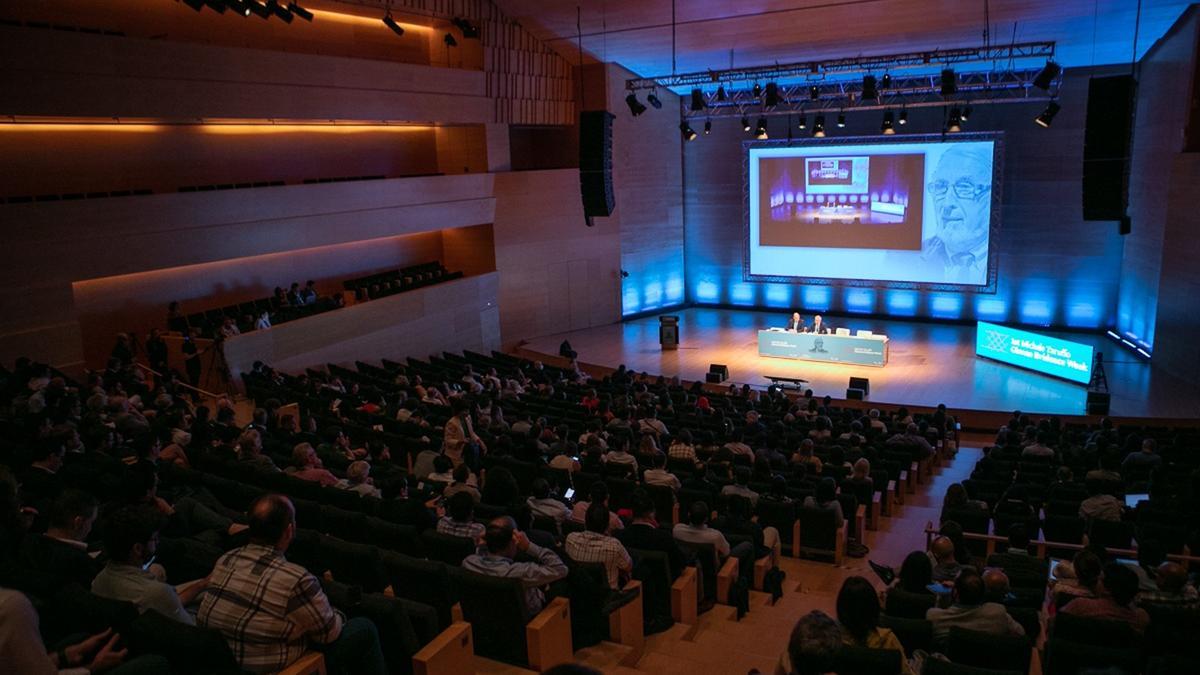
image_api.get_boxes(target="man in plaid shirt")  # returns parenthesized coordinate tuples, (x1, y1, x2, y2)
(198, 494, 386, 675)
(565, 503, 632, 589)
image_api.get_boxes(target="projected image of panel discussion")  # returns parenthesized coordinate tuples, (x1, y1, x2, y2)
(747, 138, 997, 287)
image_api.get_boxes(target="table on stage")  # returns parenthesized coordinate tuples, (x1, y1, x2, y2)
(757, 329, 889, 367)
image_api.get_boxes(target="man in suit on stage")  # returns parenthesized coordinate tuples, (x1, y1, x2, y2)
(809, 314, 830, 334)
(786, 312, 805, 332)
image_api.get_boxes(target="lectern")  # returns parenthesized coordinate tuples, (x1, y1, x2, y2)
(659, 315, 679, 350)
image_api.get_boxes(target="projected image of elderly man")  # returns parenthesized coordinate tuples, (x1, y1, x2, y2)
(923, 145, 992, 283)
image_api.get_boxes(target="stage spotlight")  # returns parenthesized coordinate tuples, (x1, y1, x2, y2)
(267, 0, 293, 22)
(443, 32, 458, 46)
(961, 105, 972, 121)
(690, 89, 706, 111)
(647, 93, 663, 109)
(704, 119, 712, 135)
(940, 68, 957, 96)
(862, 75, 878, 102)
(1033, 61, 1062, 91)
(755, 117, 768, 139)
(947, 107, 962, 132)
(716, 85, 727, 102)
(1035, 100, 1062, 128)
(625, 93, 647, 117)
(809, 85, 820, 101)
(813, 115, 826, 137)
(383, 13, 405, 36)
(741, 115, 751, 132)
(288, 2, 313, 21)
(451, 17, 480, 38)
(898, 109, 908, 125)
(837, 112, 846, 128)
(764, 82, 780, 108)
(247, 0, 271, 18)
(753, 82, 762, 98)
(182, 0, 205, 11)
(797, 115, 807, 130)
(680, 121, 697, 142)
(881, 111, 895, 134)
(881, 73, 892, 89)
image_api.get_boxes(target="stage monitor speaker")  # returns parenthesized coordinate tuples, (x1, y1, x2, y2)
(579, 110, 615, 218)
(1086, 391, 1111, 416)
(1082, 75, 1134, 221)
(848, 377, 870, 396)
(846, 388, 865, 400)
(706, 372, 723, 384)
(709, 364, 729, 381)
(659, 315, 679, 350)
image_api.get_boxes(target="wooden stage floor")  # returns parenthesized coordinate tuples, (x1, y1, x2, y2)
(522, 307, 1200, 419)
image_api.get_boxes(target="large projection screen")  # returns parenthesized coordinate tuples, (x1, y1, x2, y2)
(746, 133, 1002, 290)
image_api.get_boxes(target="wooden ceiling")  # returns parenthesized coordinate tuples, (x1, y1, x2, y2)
(491, 0, 1193, 78)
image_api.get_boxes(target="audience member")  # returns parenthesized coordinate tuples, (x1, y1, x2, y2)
(286, 443, 338, 487)
(643, 452, 682, 491)
(461, 516, 568, 620)
(565, 503, 633, 590)
(616, 490, 685, 579)
(437, 492, 485, 542)
(803, 478, 845, 530)
(335, 461, 381, 498)
(926, 569, 1024, 649)
(774, 610, 843, 675)
(1078, 483, 1124, 524)
(836, 576, 911, 674)
(526, 478, 571, 530)
(1061, 563, 1150, 634)
(571, 482, 623, 534)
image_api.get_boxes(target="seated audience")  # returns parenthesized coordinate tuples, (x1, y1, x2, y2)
(929, 536, 970, 583)
(236, 429, 280, 474)
(642, 452, 682, 491)
(1139, 561, 1199, 607)
(616, 490, 685, 579)
(720, 469, 760, 507)
(565, 503, 633, 590)
(1078, 482, 1124, 524)
(1121, 438, 1163, 470)
(1061, 563, 1150, 634)
(942, 482, 989, 518)
(462, 516, 568, 620)
(286, 443, 338, 487)
(437, 492, 485, 543)
(774, 610, 843, 675)
(836, 576, 912, 675)
(674, 501, 754, 568)
(981, 567, 1012, 604)
(1051, 548, 1104, 606)
(571, 482, 623, 534)
(802, 477, 845, 530)
(442, 463, 481, 503)
(336, 461, 381, 499)
(16, 489, 102, 592)
(926, 569, 1024, 649)
(199, 494, 386, 675)
(601, 435, 639, 474)
(526, 478, 571, 529)
(92, 504, 206, 625)
(985, 524, 1048, 580)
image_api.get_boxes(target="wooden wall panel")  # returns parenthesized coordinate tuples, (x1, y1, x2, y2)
(221, 273, 501, 382)
(492, 169, 621, 348)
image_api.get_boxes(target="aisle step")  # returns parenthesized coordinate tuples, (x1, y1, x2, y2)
(473, 656, 536, 674)
(574, 641, 638, 670)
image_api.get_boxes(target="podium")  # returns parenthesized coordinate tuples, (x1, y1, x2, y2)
(659, 315, 679, 350)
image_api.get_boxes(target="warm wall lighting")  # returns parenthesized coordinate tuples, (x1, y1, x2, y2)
(199, 123, 430, 135)
(0, 120, 430, 135)
(0, 123, 162, 133)
(308, 8, 431, 32)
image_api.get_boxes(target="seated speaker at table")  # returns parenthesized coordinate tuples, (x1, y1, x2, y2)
(785, 312, 806, 332)
(808, 314, 830, 334)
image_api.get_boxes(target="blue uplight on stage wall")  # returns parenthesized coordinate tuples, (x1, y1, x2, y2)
(622, 287, 641, 315)
(930, 294, 963, 319)
(765, 284, 792, 307)
(975, 297, 1007, 320)
(885, 291, 918, 316)
(845, 289, 876, 313)
(1019, 299, 1053, 325)
(730, 283, 755, 305)
(1066, 302, 1099, 327)
(803, 286, 832, 310)
(694, 279, 720, 302)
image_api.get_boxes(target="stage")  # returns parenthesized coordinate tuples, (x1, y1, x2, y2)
(522, 308, 1200, 419)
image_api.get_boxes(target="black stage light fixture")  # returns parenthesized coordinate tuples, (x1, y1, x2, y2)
(716, 85, 727, 102)
(836, 112, 846, 128)
(247, 0, 271, 19)
(755, 117, 769, 139)
(764, 82, 780, 108)
(690, 88, 706, 111)
(881, 73, 892, 89)
(704, 119, 712, 135)
(451, 17, 480, 38)
(881, 111, 895, 135)
(741, 115, 751, 132)
(940, 68, 957, 96)
(1033, 61, 1062, 91)
(203, 0, 228, 13)
(680, 121, 697, 141)
(267, 0, 292, 21)
(443, 32, 457, 46)
(862, 75, 878, 102)
(753, 82, 762, 98)
(797, 115, 807, 130)
(813, 115, 826, 137)
(809, 85, 820, 101)
(647, 93, 663, 109)
(625, 93, 647, 117)
(898, 109, 908, 125)
(961, 105, 972, 121)
(1035, 100, 1061, 128)
(288, 2, 313, 21)
(183, 0, 205, 11)
(947, 107, 962, 132)
(383, 13, 405, 36)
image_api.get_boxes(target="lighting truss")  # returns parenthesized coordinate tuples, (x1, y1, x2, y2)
(626, 42, 1057, 91)
(678, 68, 1060, 120)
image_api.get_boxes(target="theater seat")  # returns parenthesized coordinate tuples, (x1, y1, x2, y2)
(447, 567, 573, 670)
